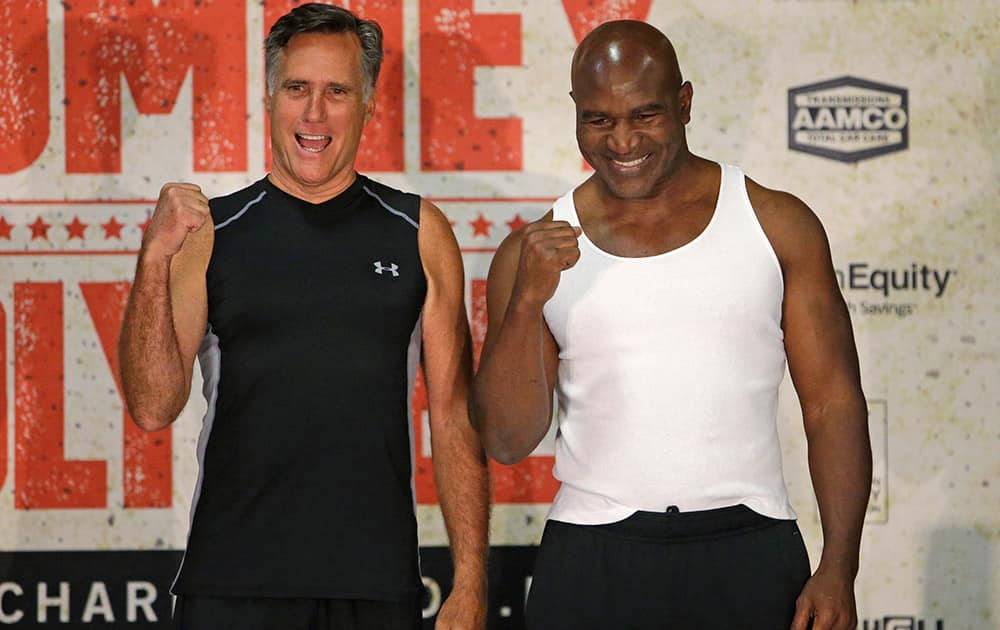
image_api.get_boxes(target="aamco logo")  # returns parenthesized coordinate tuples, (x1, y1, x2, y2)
(788, 76, 909, 162)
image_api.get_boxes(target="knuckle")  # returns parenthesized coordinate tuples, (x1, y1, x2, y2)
(166, 188, 185, 205)
(528, 240, 550, 256)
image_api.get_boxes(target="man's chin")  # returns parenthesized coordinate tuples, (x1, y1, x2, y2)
(597, 176, 657, 201)
(287, 166, 341, 188)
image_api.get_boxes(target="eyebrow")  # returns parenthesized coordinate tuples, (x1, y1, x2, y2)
(280, 79, 356, 92)
(632, 103, 666, 113)
(579, 103, 666, 119)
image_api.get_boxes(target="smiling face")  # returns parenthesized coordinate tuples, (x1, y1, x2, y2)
(571, 23, 692, 201)
(267, 31, 374, 202)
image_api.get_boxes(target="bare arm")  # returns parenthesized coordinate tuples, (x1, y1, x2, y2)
(119, 183, 213, 431)
(470, 214, 580, 464)
(749, 181, 871, 630)
(418, 200, 489, 630)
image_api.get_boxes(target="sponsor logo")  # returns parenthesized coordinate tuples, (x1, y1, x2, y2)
(789, 76, 908, 162)
(836, 262, 957, 319)
(836, 262, 954, 299)
(374, 261, 400, 277)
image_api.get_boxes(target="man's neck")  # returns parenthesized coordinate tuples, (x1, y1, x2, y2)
(266, 170, 358, 204)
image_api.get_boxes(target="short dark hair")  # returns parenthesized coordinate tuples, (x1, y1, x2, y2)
(265, 3, 383, 100)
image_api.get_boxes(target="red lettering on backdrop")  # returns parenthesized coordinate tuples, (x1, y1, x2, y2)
(560, 0, 653, 42)
(263, 0, 405, 172)
(0, 0, 49, 174)
(81, 283, 171, 508)
(15, 283, 106, 509)
(413, 280, 558, 505)
(64, 0, 246, 173)
(420, 1, 522, 171)
(412, 370, 434, 502)
(353, 0, 404, 171)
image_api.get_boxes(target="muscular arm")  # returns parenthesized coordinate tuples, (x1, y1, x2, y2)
(470, 213, 579, 464)
(749, 181, 871, 630)
(418, 200, 489, 629)
(119, 184, 213, 431)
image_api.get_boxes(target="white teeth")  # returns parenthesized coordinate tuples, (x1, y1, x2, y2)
(296, 133, 330, 152)
(612, 154, 650, 168)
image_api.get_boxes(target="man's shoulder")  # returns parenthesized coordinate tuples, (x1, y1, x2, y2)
(744, 176, 818, 231)
(208, 178, 269, 226)
(743, 175, 829, 267)
(744, 176, 804, 214)
(357, 174, 421, 225)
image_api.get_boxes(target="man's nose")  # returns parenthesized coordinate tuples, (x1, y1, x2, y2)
(606, 120, 639, 155)
(303, 92, 326, 122)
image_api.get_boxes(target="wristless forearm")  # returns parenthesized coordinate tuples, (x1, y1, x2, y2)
(473, 309, 553, 462)
(807, 405, 871, 577)
(119, 255, 189, 427)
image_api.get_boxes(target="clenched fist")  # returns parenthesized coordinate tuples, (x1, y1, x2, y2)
(142, 183, 210, 260)
(510, 220, 582, 311)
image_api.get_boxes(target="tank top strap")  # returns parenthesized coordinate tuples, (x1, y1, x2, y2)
(551, 188, 580, 224)
(715, 163, 745, 215)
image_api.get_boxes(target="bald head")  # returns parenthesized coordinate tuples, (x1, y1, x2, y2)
(571, 21, 682, 94)
(568, 20, 694, 200)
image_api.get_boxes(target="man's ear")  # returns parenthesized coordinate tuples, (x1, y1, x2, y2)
(678, 81, 693, 125)
(364, 93, 376, 125)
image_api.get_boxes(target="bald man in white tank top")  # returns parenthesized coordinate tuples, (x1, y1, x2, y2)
(472, 20, 871, 630)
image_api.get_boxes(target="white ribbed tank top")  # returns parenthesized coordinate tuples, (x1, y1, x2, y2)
(543, 163, 796, 525)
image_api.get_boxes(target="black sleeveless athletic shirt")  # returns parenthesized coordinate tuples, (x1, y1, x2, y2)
(172, 174, 427, 600)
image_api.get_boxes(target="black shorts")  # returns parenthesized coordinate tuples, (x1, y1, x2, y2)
(525, 505, 811, 630)
(172, 594, 422, 630)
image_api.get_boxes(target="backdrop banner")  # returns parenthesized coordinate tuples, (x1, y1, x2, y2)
(1, 1, 996, 628)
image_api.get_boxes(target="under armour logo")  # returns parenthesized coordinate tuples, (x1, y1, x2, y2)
(373, 261, 399, 277)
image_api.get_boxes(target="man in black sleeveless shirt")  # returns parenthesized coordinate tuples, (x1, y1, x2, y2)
(119, 5, 489, 629)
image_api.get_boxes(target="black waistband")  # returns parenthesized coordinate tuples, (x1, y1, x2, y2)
(582, 505, 786, 543)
